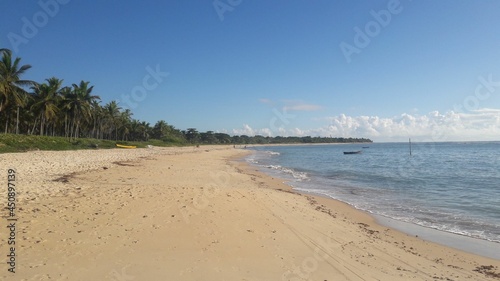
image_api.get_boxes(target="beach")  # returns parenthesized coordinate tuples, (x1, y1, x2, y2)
(1, 146, 499, 280)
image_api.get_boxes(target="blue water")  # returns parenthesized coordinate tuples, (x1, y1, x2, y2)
(246, 142, 500, 243)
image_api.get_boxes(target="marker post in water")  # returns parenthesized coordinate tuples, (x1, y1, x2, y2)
(409, 138, 412, 156)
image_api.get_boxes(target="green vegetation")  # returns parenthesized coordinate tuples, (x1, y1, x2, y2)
(0, 133, 372, 153)
(0, 134, 186, 154)
(0, 47, 372, 153)
(0, 48, 190, 143)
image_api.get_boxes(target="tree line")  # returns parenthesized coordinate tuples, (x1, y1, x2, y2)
(184, 131, 371, 145)
(0, 48, 372, 145)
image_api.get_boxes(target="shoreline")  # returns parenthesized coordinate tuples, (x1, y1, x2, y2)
(1, 146, 499, 280)
(238, 153, 500, 259)
(266, 175, 500, 260)
(374, 214, 500, 260)
(233, 156, 500, 277)
(233, 152, 500, 266)
(271, 178, 500, 260)
(241, 146, 500, 260)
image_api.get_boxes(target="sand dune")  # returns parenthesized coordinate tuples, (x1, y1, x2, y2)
(1, 146, 499, 280)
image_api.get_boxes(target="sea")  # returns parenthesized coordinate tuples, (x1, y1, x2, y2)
(245, 142, 500, 250)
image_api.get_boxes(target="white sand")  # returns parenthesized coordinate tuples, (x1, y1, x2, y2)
(0, 146, 499, 280)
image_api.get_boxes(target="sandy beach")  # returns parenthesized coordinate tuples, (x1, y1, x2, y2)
(1, 146, 499, 280)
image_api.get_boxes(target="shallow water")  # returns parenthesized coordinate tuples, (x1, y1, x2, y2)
(246, 142, 500, 243)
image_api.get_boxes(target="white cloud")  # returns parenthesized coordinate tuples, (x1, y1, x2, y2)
(232, 124, 255, 136)
(320, 109, 500, 141)
(291, 127, 306, 136)
(282, 100, 323, 112)
(283, 104, 323, 111)
(231, 108, 500, 142)
(259, 128, 273, 137)
(258, 98, 273, 104)
(232, 124, 273, 137)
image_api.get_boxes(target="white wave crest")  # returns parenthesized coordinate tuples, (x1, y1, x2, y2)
(264, 165, 309, 181)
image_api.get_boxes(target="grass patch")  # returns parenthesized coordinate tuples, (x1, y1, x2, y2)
(0, 134, 188, 154)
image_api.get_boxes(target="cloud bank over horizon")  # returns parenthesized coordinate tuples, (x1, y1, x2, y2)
(229, 108, 500, 142)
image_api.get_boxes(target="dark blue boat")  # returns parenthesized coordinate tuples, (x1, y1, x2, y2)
(343, 151, 362, 155)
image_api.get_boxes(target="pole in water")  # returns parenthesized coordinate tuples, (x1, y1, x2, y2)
(409, 138, 412, 156)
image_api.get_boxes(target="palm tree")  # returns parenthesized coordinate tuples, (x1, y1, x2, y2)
(63, 81, 100, 139)
(87, 99, 102, 139)
(140, 121, 151, 141)
(58, 86, 72, 137)
(128, 119, 142, 141)
(0, 48, 37, 133)
(31, 77, 63, 135)
(152, 120, 169, 139)
(119, 108, 132, 141)
(103, 100, 122, 140)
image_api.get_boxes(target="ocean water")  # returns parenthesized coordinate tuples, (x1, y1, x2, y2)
(246, 142, 500, 243)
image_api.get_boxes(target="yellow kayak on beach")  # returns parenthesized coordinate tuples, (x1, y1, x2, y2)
(115, 144, 137, 149)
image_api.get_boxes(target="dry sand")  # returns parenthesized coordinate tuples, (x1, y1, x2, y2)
(1, 146, 499, 280)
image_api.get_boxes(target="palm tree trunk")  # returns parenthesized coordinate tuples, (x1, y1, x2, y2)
(64, 114, 69, 138)
(31, 118, 38, 135)
(74, 110, 79, 139)
(40, 114, 44, 136)
(15, 107, 20, 134)
(0, 101, 3, 116)
(69, 117, 74, 140)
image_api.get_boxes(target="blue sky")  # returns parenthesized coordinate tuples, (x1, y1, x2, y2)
(1, 0, 500, 141)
